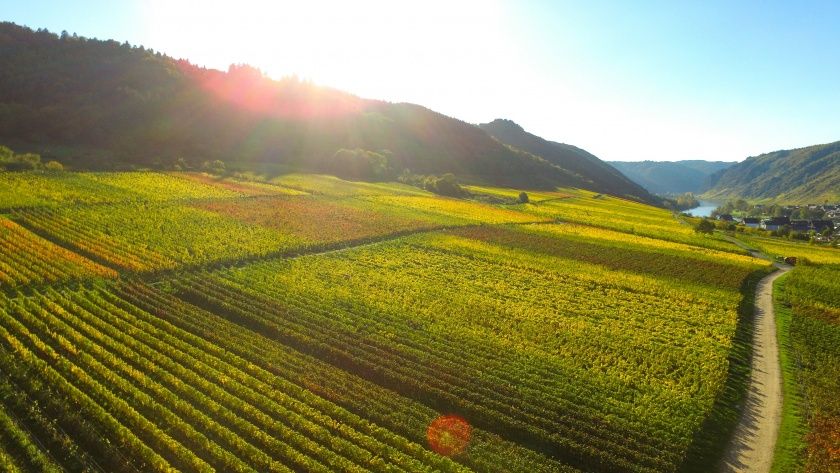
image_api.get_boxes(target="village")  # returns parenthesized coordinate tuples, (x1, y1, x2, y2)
(713, 202, 840, 243)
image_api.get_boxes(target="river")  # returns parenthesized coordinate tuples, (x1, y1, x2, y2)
(685, 200, 720, 217)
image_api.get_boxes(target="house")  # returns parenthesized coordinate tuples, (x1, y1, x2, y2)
(761, 216, 790, 231)
(790, 220, 810, 232)
(741, 217, 761, 228)
(810, 220, 833, 232)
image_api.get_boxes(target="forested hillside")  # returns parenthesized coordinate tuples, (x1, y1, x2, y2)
(704, 141, 840, 203)
(480, 119, 655, 202)
(609, 160, 733, 195)
(1, 22, 626, 193)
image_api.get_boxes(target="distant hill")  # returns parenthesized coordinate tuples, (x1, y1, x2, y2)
(0, 21, 649, 196)
(608, 160, 734, 195)
(703, 141, 840, 203)
(479, 119, 656, 202)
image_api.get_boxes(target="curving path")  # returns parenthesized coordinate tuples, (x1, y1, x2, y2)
(720, 246, 791, 473)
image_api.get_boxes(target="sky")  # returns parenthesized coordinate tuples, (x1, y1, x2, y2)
(2, 0, 840, 162)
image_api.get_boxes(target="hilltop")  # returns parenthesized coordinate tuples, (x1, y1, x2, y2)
(703, 141, 840, 203)
(608, 160, 734, 195)
(480, 119, 656, 202)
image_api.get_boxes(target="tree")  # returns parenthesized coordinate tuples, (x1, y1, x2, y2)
(694, 219, 715, 234)
(44, 160, 64, 171)
(777, 224, 791, 237)
(327, 149, 392, 180)
(172, 157, 189, 171)
(518, 192, 529, 203)
(202, 160, 226, 175)
(429, 173, 465, 197)
(0, 146, 42, 171)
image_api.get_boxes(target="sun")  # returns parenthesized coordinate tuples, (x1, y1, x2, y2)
(141, 0, 512, 114)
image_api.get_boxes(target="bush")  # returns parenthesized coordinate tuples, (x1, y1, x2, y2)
(694, 219, 715, 234)
(44, 160, 64, 171)
(0, 146, 43, 171)
(326, 148, 392, 180)
(398, 171, 467, 197)
(428, 173, 465, 197)
(518, 192, 529, 204)
(202, 160, 226, 175)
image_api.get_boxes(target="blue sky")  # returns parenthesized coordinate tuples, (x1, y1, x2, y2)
(2, 0, 839, 162)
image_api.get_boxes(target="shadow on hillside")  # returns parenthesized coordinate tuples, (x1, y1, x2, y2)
(678, 267, 772, 472)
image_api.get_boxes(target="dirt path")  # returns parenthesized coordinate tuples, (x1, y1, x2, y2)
(720, 263, 790, 473)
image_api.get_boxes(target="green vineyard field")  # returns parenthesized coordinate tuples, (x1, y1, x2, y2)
(3, 170, 830, 472)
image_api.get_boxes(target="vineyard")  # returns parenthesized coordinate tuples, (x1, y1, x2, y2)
(0, 217, 115, 287)
(773, 264, 840, 472)
(738, 234, 840, 265)
(0, 170, 799, 472)
(473, 187, 739, 252)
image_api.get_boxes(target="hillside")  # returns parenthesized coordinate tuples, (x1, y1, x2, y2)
(0, 169, 767, 472)
(703, 141, 840, 203)
(479, 119, 656, 202)
(608, 160, 733, 195)
(0, 21, 622, 193)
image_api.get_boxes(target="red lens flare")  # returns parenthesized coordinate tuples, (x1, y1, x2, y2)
(427, 414, 471, 456)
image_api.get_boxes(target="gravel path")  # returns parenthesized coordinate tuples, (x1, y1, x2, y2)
(720, 263, 790, 473)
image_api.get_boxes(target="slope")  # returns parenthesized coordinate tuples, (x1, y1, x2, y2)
(609, 160, 733, 195)
(0, 22, 581, 190)
(703, 141, 840, 203)
(480, 119, 657, 203)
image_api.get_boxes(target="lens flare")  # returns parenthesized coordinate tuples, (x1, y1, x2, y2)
(427, 414, 471, 456)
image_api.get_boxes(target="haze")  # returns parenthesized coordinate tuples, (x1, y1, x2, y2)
(4, 0, 839, 162)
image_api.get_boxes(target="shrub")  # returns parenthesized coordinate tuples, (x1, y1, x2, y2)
(202, 160, 226, 175)
(694, 219, 715, 234)
(327, 149, 392, 180)
(44, 160, 64, 171)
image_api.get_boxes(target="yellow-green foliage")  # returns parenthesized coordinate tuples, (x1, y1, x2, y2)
(0, 285, 480, 473)
(464, 185, 572, 202)
(15, 204, 298, 271)
(83, 172, 242, 201)
(511, 188, 741, 252)
(365, 195, 546, 225)
(0, 170, 774, 472)
(741, 235, 840, 264)
(188, 224, 764, 472)
(0, 217, 116, 286)
(178, 173, 307, 196)
(775, 265, 840, 472)
(0, 172, 241, 208)
(452, 223, 763, 289)
(0, 172, 119, 208)
(271, 173, 430, 196)
(194, 196, 441, 244)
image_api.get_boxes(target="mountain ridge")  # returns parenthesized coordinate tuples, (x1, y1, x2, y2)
(608, 160, 734, 195)
(479, 119, 656, 203)
(703, 141, 840, 203)
(0, 21, 653, 203)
